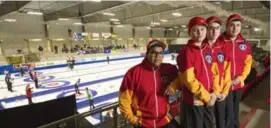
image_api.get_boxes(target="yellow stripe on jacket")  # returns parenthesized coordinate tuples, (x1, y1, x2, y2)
(167, 72, 183, 93)
(183, 67, 211, 104)
(238, 55, 252, 86)
(221, 61, 231, 95)
(119, 89, 139, 124)
(211, 62, 221, 96)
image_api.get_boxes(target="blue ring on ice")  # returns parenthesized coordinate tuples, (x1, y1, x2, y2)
(39, 80, 70, 89)
(23, 75, 55, 82)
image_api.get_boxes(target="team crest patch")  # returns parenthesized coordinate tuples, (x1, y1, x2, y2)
(217, 53, 225, 63)
(205, 53, 212, 64)
(239, 43, 247, 51)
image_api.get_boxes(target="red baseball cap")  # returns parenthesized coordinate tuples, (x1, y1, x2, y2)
(227, 14, 244, 25)
(188, 16, 207, 34)
(206, 16, 222, 25)
(147, 39, 166, 51)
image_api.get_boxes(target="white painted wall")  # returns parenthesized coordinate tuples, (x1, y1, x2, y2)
(152, 28, 165, 38)
(113, 26, 132, 38)
(135, 28, 150, 38)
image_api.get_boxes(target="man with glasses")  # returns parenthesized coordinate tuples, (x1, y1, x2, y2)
(119, 39, 179, 128)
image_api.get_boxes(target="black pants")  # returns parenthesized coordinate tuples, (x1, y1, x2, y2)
(225, 89, 241, 128)
(7, 82, 12, 92)
(88, 99, 95, 109)
(182, 103, 215, 128)
(215, 100, 226, 128)
(75, 86, 80, 94)
(27, 97, 33, 104)
(20, 69, 24, 76)
(134, 119, 179, 128)
(34, 79, 39, 88)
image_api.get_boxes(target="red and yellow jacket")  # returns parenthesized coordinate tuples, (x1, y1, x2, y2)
(119, 58, 178, 128)
(219, 33, 252, 90)
(205, 39, 232, 96)
(173, 40, 220, 106)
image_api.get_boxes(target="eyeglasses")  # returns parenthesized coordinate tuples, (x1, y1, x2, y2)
(149, 51, 164, 57)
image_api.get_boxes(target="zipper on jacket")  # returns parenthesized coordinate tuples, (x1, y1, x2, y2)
(153, 68, 158, 128)
(200, 48, 211, 91)
(232, 41, 236, 90)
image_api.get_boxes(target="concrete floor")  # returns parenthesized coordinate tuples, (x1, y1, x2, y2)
(239, 76, 270, 128)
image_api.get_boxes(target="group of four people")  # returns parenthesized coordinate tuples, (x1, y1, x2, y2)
(119, 13, 252, 128)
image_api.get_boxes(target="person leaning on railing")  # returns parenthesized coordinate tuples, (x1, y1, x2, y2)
(119, 39, 179, 128)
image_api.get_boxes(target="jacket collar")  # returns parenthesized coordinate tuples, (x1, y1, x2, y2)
(221, 32, 245, 43)
(141, 58, 160, 71)
(187, 39, 207, 49)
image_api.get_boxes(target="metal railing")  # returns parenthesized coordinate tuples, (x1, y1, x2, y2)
(37, 102, 132, 128)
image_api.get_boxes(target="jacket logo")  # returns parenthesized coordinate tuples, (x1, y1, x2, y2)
(217, 52, 224, 63)
(204, 53, 212, 64)
(239, 43, 247, 51)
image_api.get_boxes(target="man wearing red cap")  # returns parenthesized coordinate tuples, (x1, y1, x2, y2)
(119, 39, 179, 128)
(166, 17, 220, 128)
(205, 16, 232, 128)
(219, 14, 252, 128)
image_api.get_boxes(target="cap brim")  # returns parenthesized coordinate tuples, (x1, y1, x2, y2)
(229, 17, 244, 23)
(148, 42, 166, 50)
(208, 19, 222, 25)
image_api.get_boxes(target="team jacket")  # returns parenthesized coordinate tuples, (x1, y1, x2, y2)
(173, 40, 220, 106)
(205, 39, 232, 96)
(219, 33, 252, 90)
(119, 58, 178, 128)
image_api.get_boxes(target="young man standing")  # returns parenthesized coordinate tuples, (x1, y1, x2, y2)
(174, 17, 220, 128)
(119, 39, 179, 128)
(205, 16, 232, 128)
(85, 87, 95, 109)
(220, 14, 252, 128)
(74, 78, 81, 94)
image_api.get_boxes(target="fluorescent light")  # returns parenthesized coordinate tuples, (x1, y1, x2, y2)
(151, 21, 160, 25)
(172, 12, 182, 17)
(181, 25, 186, 28)
(110, 18, 119, 22)
(114, 22, 121, 25)
(58, 18, 69, 21)
(30, 39, 42, 41)
(116, 25, 123, 27)
(253, 27, 260, 32)
(160, 19, 168, 22)
(118, 38, 122, 40)
(174, 26, 179, 29)
(146, 27, 151, 29)
(27, 11, 43, 15)
(92, 38, 99, 40)
(91, 0, 101, 2)
(139, 38, 144, 40)
(55, 38, 64, 41)
(168, 28, 173, 31)
(102, 12, 115, 16)
(4, 19, 16, 22)
(74, 22, 83, 25)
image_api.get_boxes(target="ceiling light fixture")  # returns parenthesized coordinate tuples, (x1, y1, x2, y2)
(160, 19, 168, 22)
(110, 18, 119, 22)
(102, 12, 115, 16)
(172, 12, 182, 17)
(27, 11, 43, 15)
(91, 0, 101, 2)
(4, 19, 16, 22)
(58, 18, 69, 21)
(74, 22, 83, 25)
